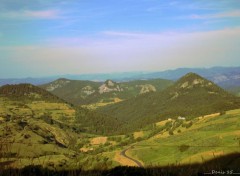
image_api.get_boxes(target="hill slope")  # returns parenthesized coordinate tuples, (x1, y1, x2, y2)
(0, 83, 63, 102)
(40, 78, 173, 106)
(0, 83, 123, 170)
(120, 108, 240, 169)
(98, 73, 240, 131)
(0, 83, 121, 135)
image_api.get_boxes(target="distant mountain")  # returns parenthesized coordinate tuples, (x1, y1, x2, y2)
(0, 77, 57, 86)
(40, 78, 173, 106)
(1, 67, 240, 96)
(140, 67, 240, 89)
(98, 73, 240, 132)
(40, 78, 101, 105)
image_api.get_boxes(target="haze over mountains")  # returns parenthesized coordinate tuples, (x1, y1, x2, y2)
(0, 66, 239, 86)
(1, 67, 240, 97)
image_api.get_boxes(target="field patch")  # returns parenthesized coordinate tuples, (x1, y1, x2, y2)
(134, 131, 144, 139)
(91, 137, 108, 145)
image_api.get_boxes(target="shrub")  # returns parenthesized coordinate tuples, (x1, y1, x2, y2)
(220, 111, 226, 115)
(186, 121, 193, 129)
(178, 144, 190, 152)
(169, 130, 174, 135)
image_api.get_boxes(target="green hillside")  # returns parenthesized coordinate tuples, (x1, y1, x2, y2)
(122, 108, 240, 168)
(98, 73, 240, 132)
(40, 78, 173, 107)
(0, 84, 63, 103)
(226, 86, 240, 97)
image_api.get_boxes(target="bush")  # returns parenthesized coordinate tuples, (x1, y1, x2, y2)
(220, 111, 226, 115)
(186, 121, 193, 129)
(178, 144, 190, 152)
(169, 130, 174, 135)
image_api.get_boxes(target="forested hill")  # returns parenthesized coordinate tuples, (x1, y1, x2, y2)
(97, 73, 240, 132)
(0, 83, 63, 102)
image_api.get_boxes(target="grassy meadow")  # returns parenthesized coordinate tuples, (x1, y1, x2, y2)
(125, 109, 240, 166)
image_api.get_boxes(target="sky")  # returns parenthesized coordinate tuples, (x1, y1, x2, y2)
(0, 0, 240, 78)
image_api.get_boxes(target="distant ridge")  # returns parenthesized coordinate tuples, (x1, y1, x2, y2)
(1, 66, 240, 86)
(40, 78, 173, 106)
(1, 67, 240, 97)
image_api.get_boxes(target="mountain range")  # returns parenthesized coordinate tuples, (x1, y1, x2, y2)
(1, 67, 240, 98)
(40, 78, 173, 106)
(0, 66, 238, 83)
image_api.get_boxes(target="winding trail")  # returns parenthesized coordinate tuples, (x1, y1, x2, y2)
(120, 146, 144, 167)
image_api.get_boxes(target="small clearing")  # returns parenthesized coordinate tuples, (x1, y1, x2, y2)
(156, 119, 169, 127)
(134, 131, 144, 139)
(91, 137, 107, 145)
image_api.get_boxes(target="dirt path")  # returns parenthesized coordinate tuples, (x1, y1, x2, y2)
(120, 146, 144, 167)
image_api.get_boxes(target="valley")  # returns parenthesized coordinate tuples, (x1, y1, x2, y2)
(0, 72, 240, 175)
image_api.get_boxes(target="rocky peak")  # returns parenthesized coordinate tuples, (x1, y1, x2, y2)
(176, 72, 211, 89)
(99, 80, 122, 94)
(81, 86, 95, 97)
(105, 80, 116, 87)
(169, 72, 226, 99)
(137, 84, 156, 94)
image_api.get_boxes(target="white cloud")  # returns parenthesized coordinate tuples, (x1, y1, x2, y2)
(187, 10, 240, 19)
(0, 9, 61, 20)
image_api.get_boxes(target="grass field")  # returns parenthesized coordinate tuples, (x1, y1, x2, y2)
(125, 109, 240, 166)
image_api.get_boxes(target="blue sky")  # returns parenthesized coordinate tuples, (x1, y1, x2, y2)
(0, 0, 240, 78)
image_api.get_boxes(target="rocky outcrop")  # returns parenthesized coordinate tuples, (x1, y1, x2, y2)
(137, 84, 156, 94)
(98, 80, 123, 94)
(81, 86, 95, 96)
(46, 79, 70, 91)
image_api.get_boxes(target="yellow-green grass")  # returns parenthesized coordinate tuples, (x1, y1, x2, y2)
(0, 98, 75, 123)
(101, 151, 120, 167)
(134, 131, 144, 139)
(81, 98, 123, 110)
(22, 101, 76, 124)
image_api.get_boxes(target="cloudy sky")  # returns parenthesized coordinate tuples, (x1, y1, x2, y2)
(0, 0, 240, 78)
